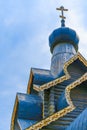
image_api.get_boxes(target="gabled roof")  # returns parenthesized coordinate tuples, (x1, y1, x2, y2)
(26, 72, 87, 130)
(11, 52, 87, 130)
(27, 52, 87, 93)
(26, 52, 87, 130)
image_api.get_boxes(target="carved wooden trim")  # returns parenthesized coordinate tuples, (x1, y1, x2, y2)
(27, 69, 33, 94)
(11, 52, 87, 130)
(33, 52, 87, 92)
(10, 96, 19, 130)
(26, 73, 87, 130)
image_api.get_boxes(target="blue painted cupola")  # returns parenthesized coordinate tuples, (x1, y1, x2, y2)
(49, 20, 79, 53)
(49, 6, 79, 53)
(49, 6, 79, 77)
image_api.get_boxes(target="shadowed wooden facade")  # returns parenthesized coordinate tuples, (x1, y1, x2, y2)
(11, 6, 87, 130)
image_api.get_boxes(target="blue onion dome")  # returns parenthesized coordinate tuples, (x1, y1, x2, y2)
(49, 25, 79, 53)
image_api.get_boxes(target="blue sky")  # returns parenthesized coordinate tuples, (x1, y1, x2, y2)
(0, 0, 87, 130)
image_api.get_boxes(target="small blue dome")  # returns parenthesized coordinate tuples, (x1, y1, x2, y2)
(49, 27, 79, 53)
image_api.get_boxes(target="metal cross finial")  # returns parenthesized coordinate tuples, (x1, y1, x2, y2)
(56, 6, 68, 27)
(56, 6, 68, 19)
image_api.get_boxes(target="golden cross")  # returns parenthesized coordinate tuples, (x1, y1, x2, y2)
(56, 6, 68, 20)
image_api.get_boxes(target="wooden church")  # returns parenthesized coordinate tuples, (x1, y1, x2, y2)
(11, 6, 87, 130)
